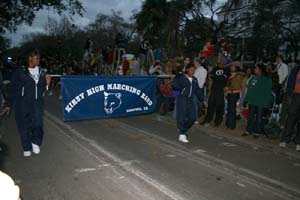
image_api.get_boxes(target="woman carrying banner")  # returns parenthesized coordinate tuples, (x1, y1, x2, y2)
(2, 50, 51, 157)
(172, 63, 204, 143)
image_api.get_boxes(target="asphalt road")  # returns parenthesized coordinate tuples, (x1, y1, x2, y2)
(1, 91, 300, 200)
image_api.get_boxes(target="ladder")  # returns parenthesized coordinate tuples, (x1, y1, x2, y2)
(146, 48, 155, 67)
(112, 48, 126, 75)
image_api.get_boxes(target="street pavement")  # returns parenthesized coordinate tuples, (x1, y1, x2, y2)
(1, 90, 300, 200)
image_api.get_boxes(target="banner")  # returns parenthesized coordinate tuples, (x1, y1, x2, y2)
(61, 76, 156, 121)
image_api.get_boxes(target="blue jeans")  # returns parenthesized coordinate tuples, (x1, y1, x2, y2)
(280, 94, 300, 144)
(173, 98, 177, 120)
(193, 89, 204, 121)
(246, 104, 264, 134)
(226, 93, 240, 129)
(193, 96, 199, 121)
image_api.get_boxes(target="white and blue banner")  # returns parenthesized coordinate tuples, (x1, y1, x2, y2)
(61, 76, 156, 121)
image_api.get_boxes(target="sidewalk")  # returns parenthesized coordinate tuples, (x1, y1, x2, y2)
(159, 112, 300, 160)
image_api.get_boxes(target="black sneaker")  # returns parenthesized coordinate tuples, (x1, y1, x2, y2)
(214, 122, 222, 127)
(200, 121, 207, 125)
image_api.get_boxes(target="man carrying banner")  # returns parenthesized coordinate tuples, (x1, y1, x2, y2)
(2, 50, 51, 157)
(172, 63, 204, 143)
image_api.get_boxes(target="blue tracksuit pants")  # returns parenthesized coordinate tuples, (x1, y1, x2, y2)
(176, 96, 197, 135)
(15, 101, 44, 151)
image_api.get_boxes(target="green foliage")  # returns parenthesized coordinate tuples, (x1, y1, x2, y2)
(134, 0, 197, 57)
(5, 0, 300, 62)
(134, 0, 242, 57)
(246, 0, 300, 60)
(0, 0, 84, 33)
(7, 11, 138, 63)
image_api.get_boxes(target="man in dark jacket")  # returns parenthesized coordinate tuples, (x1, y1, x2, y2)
(201, 58, 230, 127)
(172, 63, 204, 143)
(280, 65, 300, 151)
(2, 50, 51, 157)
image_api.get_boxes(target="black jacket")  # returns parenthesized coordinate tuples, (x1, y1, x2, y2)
(172, 73, 203, 100)
(7, 67, 47, 109)
(210, 66, 230, 92)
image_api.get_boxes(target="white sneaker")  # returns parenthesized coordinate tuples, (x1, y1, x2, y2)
(279, 142, 286, 148)
(179, 134, 189, 143)
(194, 121, 199, 124)
(23, 151, 31, 157)
(296, 145, 300, 151)
(32, 143, 40, 154)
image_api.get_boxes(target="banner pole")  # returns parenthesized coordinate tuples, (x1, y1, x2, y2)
(50, 75, 174, 78)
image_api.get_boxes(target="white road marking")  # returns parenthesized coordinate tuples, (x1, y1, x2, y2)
(209, 135, 223, 140)
(76, 168, 97, 173)
(294, 163, 300, 167)
(76, 163, 113, 174)
(236, 182, 246, 188)
(110, 118, 300, 200)
(99, 164, 111, 168)
(221, 142, 237, 147)
(165, 154, 176, 158)
(194, 149, 207, 154)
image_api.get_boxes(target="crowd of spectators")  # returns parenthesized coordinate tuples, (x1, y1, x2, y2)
(1, 37, 299, 150)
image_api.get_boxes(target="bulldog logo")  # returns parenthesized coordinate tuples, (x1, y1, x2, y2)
(104, 92, 122, 114)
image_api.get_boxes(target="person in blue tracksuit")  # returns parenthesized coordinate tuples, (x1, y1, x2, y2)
(2, 50, 51, 157)
(280, 65, 300, 151)
(172, 63, 204, 143)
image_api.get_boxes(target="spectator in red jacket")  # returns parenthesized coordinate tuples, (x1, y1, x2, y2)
(155, 78, 174, 115)
(200, 39, 214, 58)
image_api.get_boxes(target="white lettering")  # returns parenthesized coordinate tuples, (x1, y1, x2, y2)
(126, 107, 143, 113)
(66, 105, 72, 113)
(107, 84, 142, 96)
(65, 92, 85, 113)
(140, 93, 153, 106)
(86, 85, 105, 96)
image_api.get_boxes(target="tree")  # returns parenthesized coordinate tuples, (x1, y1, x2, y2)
(8, 10, 139, 63)
(245, 0, 300, 61)
(183, 0, 236, 55)
(135, 0, 242, 58)
(0, 0, 83, 33)
(135, 0, 196, 57)
(0, 0, 83, 52)
(0, 37, 10, 52)
(277, 0, 300, 60)
(247, 0, 280, 60)
(86, 10, 136, 52)
(135, 0, 169, 48)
